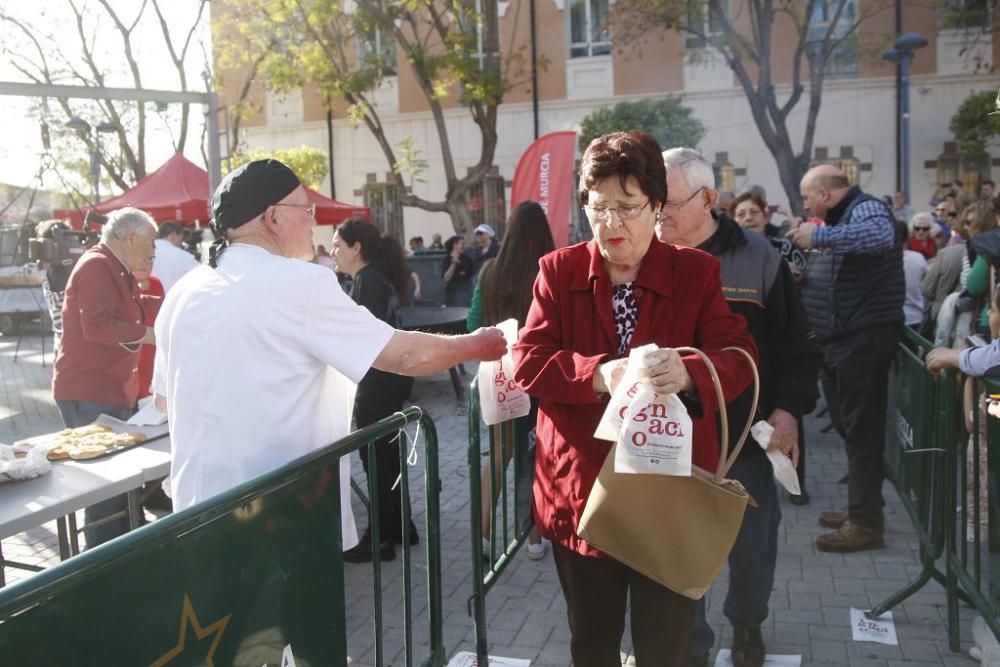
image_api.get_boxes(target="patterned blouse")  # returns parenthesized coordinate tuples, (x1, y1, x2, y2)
(612, 282, 639, 356)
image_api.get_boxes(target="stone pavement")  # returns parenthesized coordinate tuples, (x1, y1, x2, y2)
(0, 326, 984, 665)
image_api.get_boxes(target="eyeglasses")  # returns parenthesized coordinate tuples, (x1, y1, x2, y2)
(274, 203, 317, 218)
(913, 226, 931, 232)
(583, 201, 650, 222)
(662, 187, 705, 211)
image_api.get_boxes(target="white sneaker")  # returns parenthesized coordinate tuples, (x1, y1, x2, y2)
(526, 538, 548, 560)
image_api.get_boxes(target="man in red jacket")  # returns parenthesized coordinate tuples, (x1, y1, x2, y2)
(52, 206, 160, 547)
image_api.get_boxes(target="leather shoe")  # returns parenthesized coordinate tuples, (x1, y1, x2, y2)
(815, 520, 885, 553)
(344, 531, 396, 563)
(789, 491, 810, 506)
(731, 626, 765, 667)
(818, 510, 848, 528)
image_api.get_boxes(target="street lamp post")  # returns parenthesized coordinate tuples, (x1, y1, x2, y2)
(65, 116, 118, 204)
(882, 32, 928, 201)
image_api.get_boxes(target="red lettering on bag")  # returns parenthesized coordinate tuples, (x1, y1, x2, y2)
(632, 406, 648, 423)
(494, 370, 507, 387)
(497, 391, 506, 403)
(632, 431, 647, 447)
(665, 421, 684, 437)
(649, 403, 668, 419)
(507, 379, 517, 392)
(626, 382, 640, 398)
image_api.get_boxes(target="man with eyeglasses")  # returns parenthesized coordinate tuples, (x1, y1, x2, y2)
(657, 148, 820, 667)
(152, 160, 506, 549)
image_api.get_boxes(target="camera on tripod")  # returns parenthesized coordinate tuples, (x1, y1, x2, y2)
(28, 213, 103, 269)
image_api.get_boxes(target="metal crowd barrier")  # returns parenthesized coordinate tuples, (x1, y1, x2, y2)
(944, 369, 1000, 650)
(467, 375, 534, 665)
(872, 327, 999, 650)
(0, 407, 444, 667)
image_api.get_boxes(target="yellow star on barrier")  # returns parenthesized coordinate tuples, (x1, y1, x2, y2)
(150, 593, 232, 667)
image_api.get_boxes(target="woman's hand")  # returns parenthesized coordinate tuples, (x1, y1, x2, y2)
(641, 348, 694, 396)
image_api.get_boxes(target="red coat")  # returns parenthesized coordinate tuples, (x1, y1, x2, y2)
(512, 240, 758, 557)
(53, 244, 161, 409)
(137, 275, 164, 400)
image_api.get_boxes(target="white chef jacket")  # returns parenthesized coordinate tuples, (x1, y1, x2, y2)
(152, 244, 395, 550)
(152, 239, 200, 293)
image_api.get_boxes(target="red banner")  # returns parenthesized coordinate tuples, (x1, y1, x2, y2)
(510, 130, 577, 248)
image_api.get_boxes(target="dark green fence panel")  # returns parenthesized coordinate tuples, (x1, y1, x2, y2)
(870, 328, 948, 618)
(467, 376, 533, 664)
(0, 407, 443, 667)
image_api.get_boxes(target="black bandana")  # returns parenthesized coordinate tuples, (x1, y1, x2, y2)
(209, 159, 300, 267)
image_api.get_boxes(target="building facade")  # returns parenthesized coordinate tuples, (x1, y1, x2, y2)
(215, 0, 1000, 245)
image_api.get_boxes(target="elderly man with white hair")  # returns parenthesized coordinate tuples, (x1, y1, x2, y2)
(52, 206, 160, 547)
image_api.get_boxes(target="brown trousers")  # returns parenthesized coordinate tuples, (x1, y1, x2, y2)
(552, 543, 695, 666)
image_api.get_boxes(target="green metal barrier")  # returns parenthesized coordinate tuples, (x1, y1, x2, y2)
(0, 407, 444, 667)
(869, 328, 949, 617)
(944, 368, 1000, 650)
(467, 375, 534, 664)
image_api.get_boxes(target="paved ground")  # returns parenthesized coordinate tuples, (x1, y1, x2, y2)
(0, 325, 985, 666)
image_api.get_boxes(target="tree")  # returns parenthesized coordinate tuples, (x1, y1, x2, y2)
(0, 1, 209, 204)
(577, 97, 706, 153)
(950, 89, 1000, 155)
(611, 0, 892, 211)
(213, 0, 534, 235)
(230, 145, 329, 189)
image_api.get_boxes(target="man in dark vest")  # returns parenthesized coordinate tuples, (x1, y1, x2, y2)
(788, 164, 904, 553)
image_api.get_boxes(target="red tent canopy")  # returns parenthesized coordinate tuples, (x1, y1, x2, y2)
(304, 186, 371, 226)
(55, 153, 210, 228)
(55, 153, 370, 228)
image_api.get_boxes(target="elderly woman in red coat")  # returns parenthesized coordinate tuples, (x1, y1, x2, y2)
(512, 131, 758, 666)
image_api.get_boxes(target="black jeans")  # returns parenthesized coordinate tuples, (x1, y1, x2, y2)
(552, 543, 695, 666)
(55, 399, 133, 548)
(820, 324, 900, 532)
(355, 371, 415, 542)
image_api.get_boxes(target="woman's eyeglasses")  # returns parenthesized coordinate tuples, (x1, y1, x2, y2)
(584, 201, 650, 222)
(913, 226, 931, 232)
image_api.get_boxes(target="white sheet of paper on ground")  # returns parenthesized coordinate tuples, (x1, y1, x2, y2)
(850, 607, 898, 645)
(714, 650, 801, 666)
(446, 651, 530, 667)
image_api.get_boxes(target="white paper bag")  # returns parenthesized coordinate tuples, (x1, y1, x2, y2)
(615, 383, 692, 476)
(477, 318, 531, 426)
(750, 420, 801, 496)
(594, 343, 659, 441)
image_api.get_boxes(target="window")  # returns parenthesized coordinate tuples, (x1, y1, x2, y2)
(684, 1, 729, 49)
(807, 0, 858, 78)
(357, 24, 397, 77)
(569, 0, 611, 58)
(940, 0, 991, 30)
(460, 0, 500, 71)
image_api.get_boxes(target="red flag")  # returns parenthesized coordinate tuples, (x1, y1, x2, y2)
(510, 131, 577, 248)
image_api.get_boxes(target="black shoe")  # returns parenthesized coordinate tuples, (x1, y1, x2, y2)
(344, 533, 396, 563)
(731, 626, 765, 667)
(143, 486, 173, 512)
(789, 490, 810, 505)
(391, 520, 419, 546)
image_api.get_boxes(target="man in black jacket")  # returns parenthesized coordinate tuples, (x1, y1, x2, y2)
(659, 148, 822, 667)
(789, 164, 903, 554)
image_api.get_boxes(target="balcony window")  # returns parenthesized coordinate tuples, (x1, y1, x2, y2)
(357, 24, 397, 77)
(807, 0, 858, 78)
(569, 0, 611, 58)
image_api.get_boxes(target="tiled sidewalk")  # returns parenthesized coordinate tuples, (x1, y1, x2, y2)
(0, 328, 984, 665)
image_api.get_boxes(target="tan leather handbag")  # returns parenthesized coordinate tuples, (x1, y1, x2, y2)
(577, 346, 760, 600)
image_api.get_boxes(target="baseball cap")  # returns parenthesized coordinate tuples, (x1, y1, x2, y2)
(473, 224, 495, 237)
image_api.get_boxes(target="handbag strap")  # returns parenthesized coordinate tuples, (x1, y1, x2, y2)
(673, 346, 760, 483)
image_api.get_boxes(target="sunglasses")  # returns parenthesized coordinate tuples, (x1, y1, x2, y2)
(913, 226, 931, 231)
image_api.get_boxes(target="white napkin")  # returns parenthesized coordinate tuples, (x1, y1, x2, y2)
(750, 420, 801, 496)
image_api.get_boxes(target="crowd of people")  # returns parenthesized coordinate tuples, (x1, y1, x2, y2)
(34, 127, 1000, 667)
